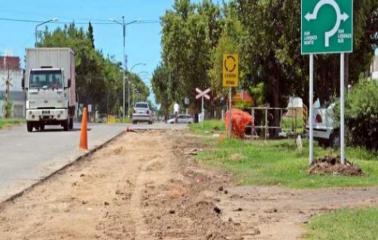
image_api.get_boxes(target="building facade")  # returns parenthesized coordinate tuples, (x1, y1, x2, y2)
(0, 56, 25, 118)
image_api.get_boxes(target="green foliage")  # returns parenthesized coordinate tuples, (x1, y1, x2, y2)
(209, 4, 242, 99)
(158, 0, 224, 112)
(38, 23, 149, 116)
(155, 0, 378, 117)
(280, 116, 304, 134)
(0, 118, 24, 129)
(307, 208, 378, 240)
(4, 101, 12, 119)
(151, 64, 171, 119)
(196, 137, 378, 189)
(339, 79, 378, 150)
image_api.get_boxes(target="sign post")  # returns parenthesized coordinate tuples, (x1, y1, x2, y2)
(340, 53, 345, 164)
(223, 54, 239, 138)
(309, 54, 314, 165)
(301, 0, 353, 165)
(196, 88, 211, 126)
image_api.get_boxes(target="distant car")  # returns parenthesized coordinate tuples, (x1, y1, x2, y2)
(167, 114, 194, 124)
(306, 102, 340, 147)
(132, 102, 154, 124)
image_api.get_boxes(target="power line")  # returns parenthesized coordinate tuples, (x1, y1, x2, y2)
(0, 17, 159, 25)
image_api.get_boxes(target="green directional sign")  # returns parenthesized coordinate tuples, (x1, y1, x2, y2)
(301, 0, 353, 55)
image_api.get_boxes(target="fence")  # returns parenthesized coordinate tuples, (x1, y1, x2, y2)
(245, 106, 308, 139)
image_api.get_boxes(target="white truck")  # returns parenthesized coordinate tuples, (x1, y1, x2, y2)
(23, 48, 77, 132)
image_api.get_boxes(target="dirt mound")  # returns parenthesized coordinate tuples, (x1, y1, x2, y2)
(309, 156, 364, 176)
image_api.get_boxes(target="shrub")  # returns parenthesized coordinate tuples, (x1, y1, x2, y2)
(341, 79, 378, 150)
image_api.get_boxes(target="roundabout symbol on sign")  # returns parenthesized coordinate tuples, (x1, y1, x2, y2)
(305, 0, 349, 47)
(224, 55, 237, 73)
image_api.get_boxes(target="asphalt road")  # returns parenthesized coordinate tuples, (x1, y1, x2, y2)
(0, 123, 128, 201)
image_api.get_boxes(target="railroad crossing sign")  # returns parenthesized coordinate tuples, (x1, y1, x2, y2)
(223, 54, 239, 87)
(301, 0, 353, 54)
(196, 88, 211, 100)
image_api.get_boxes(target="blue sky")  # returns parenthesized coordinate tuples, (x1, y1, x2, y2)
(0, 0, 181, 102)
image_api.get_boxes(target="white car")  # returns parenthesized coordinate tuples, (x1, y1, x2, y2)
(132, 102, 154, 124)
(167, 114, 194, 124)
(306, 103, 340, 147)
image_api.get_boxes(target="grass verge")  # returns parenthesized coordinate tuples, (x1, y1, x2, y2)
(306, 208, 378, 240)
(193, 121, 378, 189)
(189, 120, 225, 134)
(0, 119, 24, 129)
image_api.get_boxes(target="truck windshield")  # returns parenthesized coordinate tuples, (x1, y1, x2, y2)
(29, 70, 63, 89)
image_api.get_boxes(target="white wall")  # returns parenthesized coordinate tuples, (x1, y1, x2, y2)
(0, 70, 23, 92)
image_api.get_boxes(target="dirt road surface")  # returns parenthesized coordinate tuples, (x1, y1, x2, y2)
(1, 130, 378, 240)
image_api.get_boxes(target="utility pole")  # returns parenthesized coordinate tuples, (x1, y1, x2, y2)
(122, 16, 127, 121)
(3, 56, 12, 119)
(110, 17, 140, 121)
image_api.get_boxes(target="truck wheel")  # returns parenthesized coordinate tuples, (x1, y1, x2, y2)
(27, 122, 33, 132)
(69, 117, 74, 130)
(63, 120, 69, 131)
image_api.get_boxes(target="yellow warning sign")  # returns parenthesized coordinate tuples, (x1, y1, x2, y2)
(223, 54, 239, 87)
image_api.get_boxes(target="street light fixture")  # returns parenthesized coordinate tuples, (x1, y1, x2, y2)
(109, 17, 141, 121)
(130, 63, 146, 72)
(35, 18, 58, 47)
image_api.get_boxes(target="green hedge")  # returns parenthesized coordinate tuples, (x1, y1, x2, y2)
(341, 80, 378, 150)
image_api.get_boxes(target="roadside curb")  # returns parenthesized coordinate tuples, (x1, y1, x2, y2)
(0, 130, 126, 205)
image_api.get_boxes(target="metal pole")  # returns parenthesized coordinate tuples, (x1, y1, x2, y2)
(202, 96, 204, 128)
(228, 87, 232, 138)
(265, 107, 268, 140)
(35, 26, 38, 47)
(309, 54, 314, 165)
(122, 16, 127, 121)
(340, 53, 346, 164)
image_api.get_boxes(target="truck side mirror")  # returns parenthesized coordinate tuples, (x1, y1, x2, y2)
(67, 79, 72, 89)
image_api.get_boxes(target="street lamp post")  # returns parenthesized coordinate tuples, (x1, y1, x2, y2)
(35, 18, 58, 47)
(110, 17, 140, 121)
(128, 63, 147, 109)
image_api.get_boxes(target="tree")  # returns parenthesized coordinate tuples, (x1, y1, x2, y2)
(160, 0, 224, 112)
(151, 64, 171, 119)
(38, 23, 149, 117)
(87, 22, 95, 49)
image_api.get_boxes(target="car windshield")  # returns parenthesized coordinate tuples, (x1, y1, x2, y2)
(29, 70, 63, 89)
(135, 103, 148, 108)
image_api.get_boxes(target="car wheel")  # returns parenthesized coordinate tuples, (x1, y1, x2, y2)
(329, 131, 340, 149)
(317, 139, 327, 148)
(132, 121, 137, 125)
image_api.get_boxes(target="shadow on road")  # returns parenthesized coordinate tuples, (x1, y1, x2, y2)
(31, 128, 92, 133)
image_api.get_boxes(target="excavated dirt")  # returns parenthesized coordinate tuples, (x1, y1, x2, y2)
(309, 156, 364, 176)
(0, 130, 377, 240)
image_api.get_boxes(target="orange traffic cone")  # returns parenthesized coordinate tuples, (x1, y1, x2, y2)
(80, 107, 88, 150)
